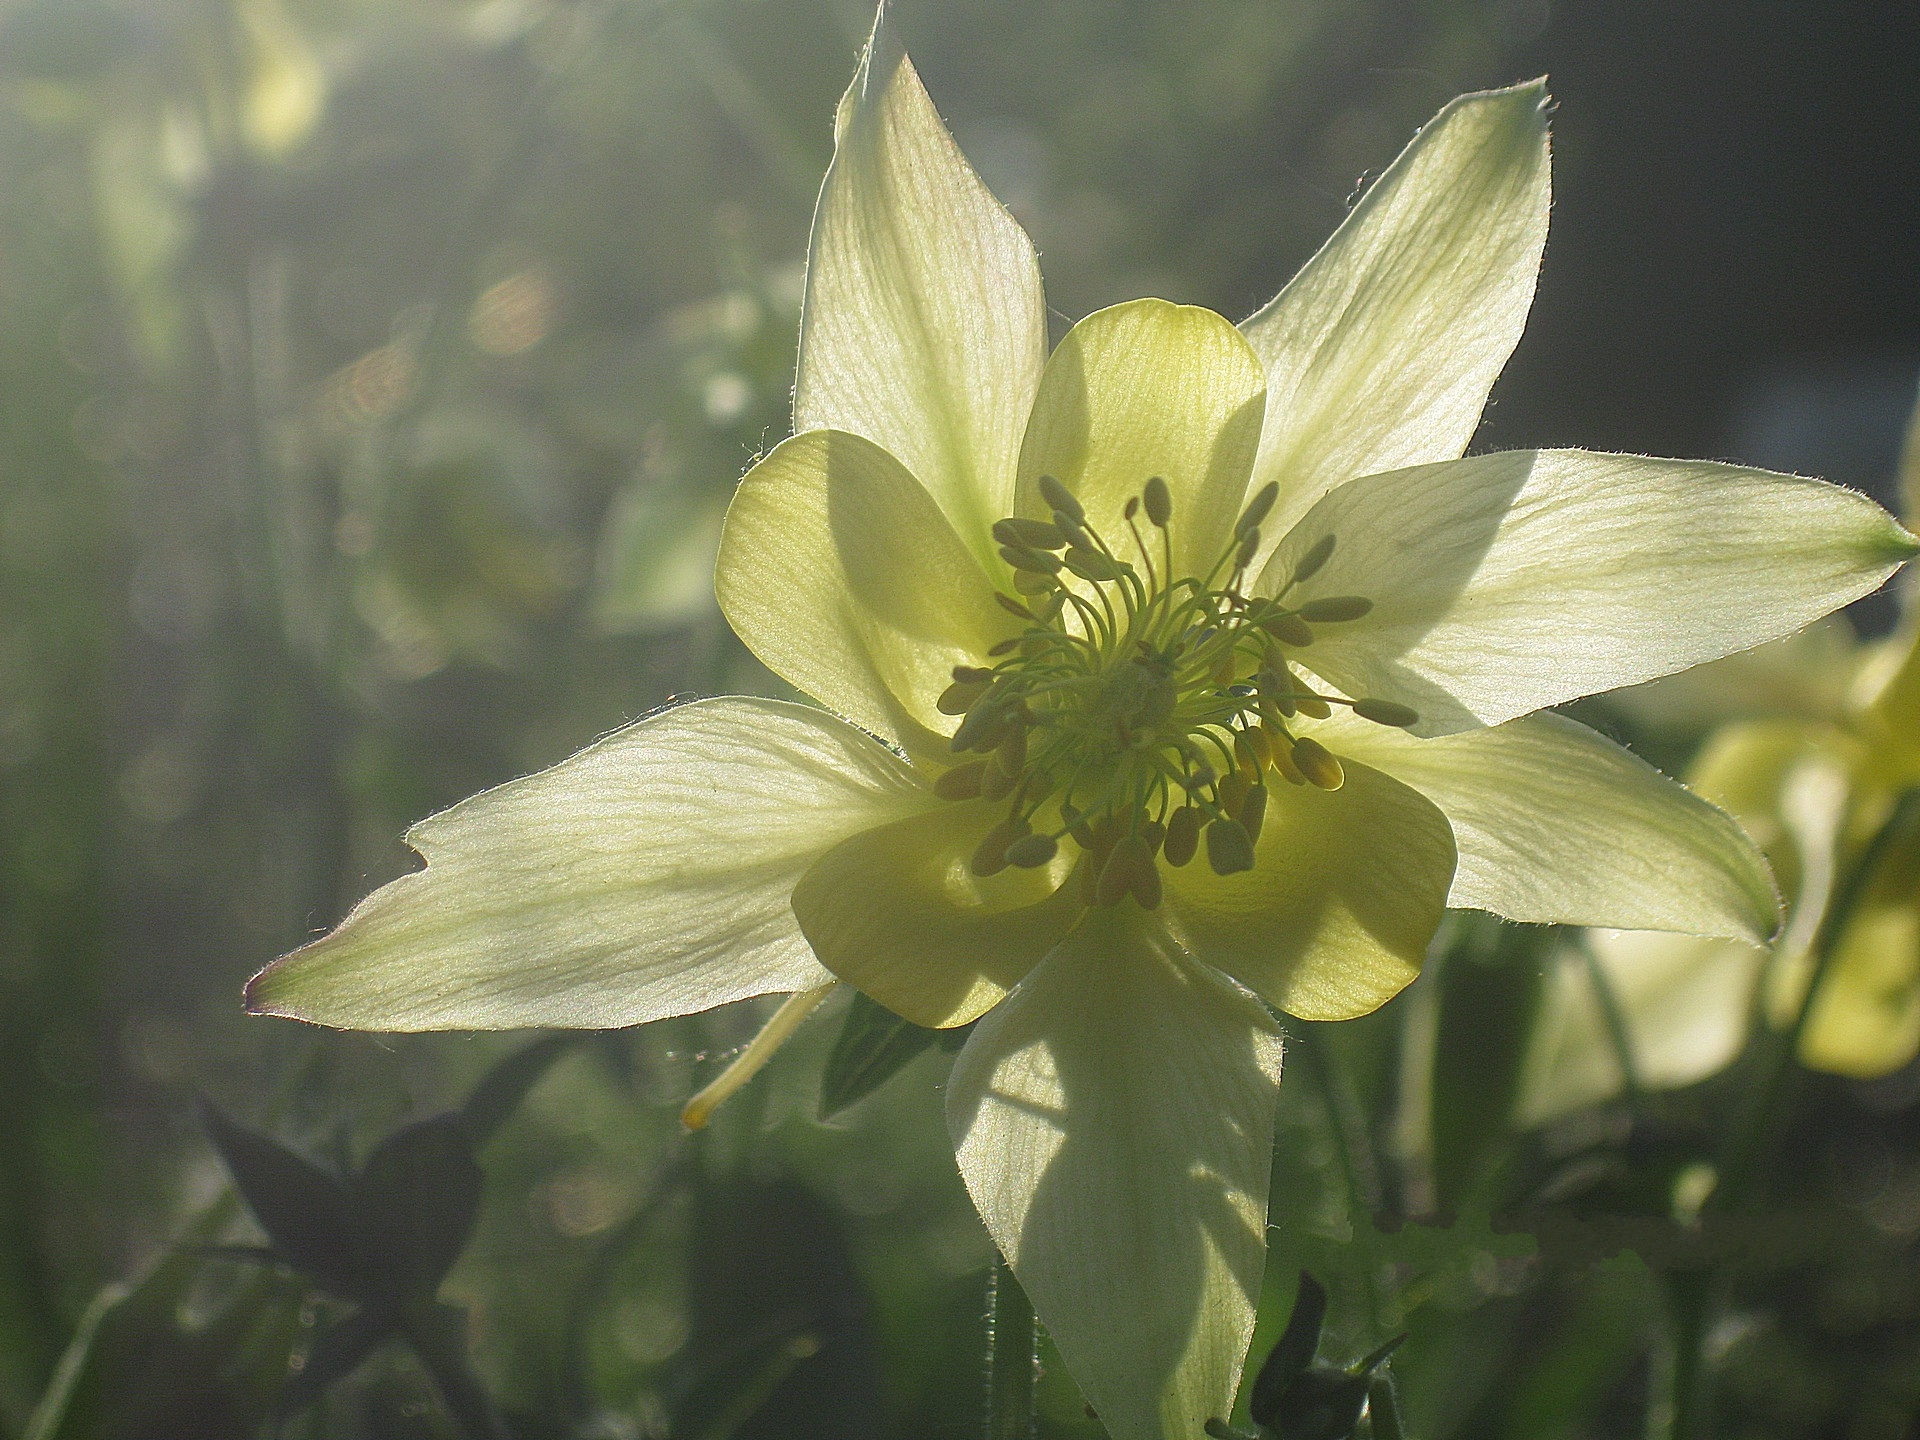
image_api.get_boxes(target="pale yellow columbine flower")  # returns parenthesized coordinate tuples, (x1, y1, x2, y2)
(246, 13, 1917, 1438)
(1524, 413, 1920, 1122)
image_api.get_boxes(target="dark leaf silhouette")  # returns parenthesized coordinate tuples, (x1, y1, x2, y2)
(199, 1101, 358, 1297)
(819, 991, 969, 1121)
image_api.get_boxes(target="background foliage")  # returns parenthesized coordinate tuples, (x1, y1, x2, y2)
(1, 0, 1918, 1435)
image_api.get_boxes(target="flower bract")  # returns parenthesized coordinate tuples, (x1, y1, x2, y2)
(247, 12, 1917, 1438)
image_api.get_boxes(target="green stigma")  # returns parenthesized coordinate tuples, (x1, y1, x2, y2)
(939, 476, 1417, 909)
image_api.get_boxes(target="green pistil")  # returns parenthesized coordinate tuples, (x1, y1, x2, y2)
(942, 476, 1417, 907)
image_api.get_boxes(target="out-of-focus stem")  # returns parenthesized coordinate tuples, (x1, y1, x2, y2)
(1673, 787, 1920, 1440)
(985, 1252, 1039, 1440)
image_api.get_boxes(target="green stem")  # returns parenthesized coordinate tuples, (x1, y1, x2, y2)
(1581, 941, 1646, 1111)
(1671, 786, 1920, 1440)
(1660, 1271, 1714, 1440)
(1295, 1023, 1389, 1334)
(1718, 786, 1920, 1208)
(985, 1252, 1039, 1440)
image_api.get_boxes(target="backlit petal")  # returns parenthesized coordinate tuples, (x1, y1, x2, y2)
(1165, 758, 1455, 1021)
(1015, 299, 1267, 577)
(946, 909, 1283, 1440)
(790, 798, 1079, 1028)
(1241, 83, 1550, 536)
(1323, 710, 1778, 942)
(245, 699, 927, 1030)
(717, 429, 1017, 758)
(795, 9, 1046, 552)
(1261, 450, 1919, 735)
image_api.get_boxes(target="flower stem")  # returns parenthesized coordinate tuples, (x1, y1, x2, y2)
(985, 1251, 1039, 1440)
(1717, 786, 1920, 1206)
(1670, 786, 1920, 1440)
(1658, 1271, 1714, 1440)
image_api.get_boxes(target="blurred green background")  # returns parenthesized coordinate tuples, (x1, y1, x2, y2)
(3, 0, 1919, 1435)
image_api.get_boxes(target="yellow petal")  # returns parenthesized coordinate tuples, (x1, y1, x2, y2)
(717, 428, 1017, 758)
(1164, 758, 1455, 1021)
(1518, 931, 1766, 1125)
(1857, 630, 1920, 783)
(1015, 299, 1266, 579)
(790, 798, 1080, 1028)
(796, 9, 1047, 553)
(1801, 830, 1920, 1079)
(946, 909, 1282, 1440)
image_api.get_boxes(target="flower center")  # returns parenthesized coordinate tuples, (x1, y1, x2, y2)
(934, 473, 1419, 910)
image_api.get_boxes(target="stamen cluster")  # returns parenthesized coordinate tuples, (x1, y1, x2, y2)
(935, 474, 1419, 910)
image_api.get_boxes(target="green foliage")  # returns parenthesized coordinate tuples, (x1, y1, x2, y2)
(817, 992, 969, 1123)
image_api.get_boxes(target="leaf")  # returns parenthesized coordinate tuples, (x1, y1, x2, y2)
(350, 1114, 485, 1305)
(200, 1102, 358, 1297)
(401, 1303, 511, 1440)
(818, 990, 966, 1120)
(459, 1032, 588, 1146)
(1249, 1272, 1327, 1428)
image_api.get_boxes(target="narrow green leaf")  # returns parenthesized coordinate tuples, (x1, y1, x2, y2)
(200, 1103, 358, 1297)
(1429, 915, 1546, 1214)
(818, 990, 964, 1120)
(1249, 1271, 1327, 1427)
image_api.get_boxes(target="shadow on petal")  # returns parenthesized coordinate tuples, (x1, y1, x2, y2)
(792, 798, 1080, 1029)
(946, 911, 1283, 1440)
(1166, 759, 1455, 1023)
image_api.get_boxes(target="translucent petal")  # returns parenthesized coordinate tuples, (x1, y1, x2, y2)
(1164, 758, 1455, 1021)
(1014, 299, 1267, 578)
(1261, 450, 1919, 735)
(790, 798, 1079, 1029)
(1323, 710, 1778, 942)
(245, 699, 928, 1030)
(1241, 83, 1550, 537)
(795, 10, 1046, 553)
(717, 428, 1018, 759)
(1607, 619, 1858, 733)
(946, 909, 1283, 1440)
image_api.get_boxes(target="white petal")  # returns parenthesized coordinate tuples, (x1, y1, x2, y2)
(1262, 450, 1919, 734)
(795, 9, 1047, 552)
(1606, 619, 1859, 732)
(947, 910, 1282, 1440)
(246, 699, 928, 1030)
(1242, 83, 1550, 535)
(1323, 711, 1778, 942)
